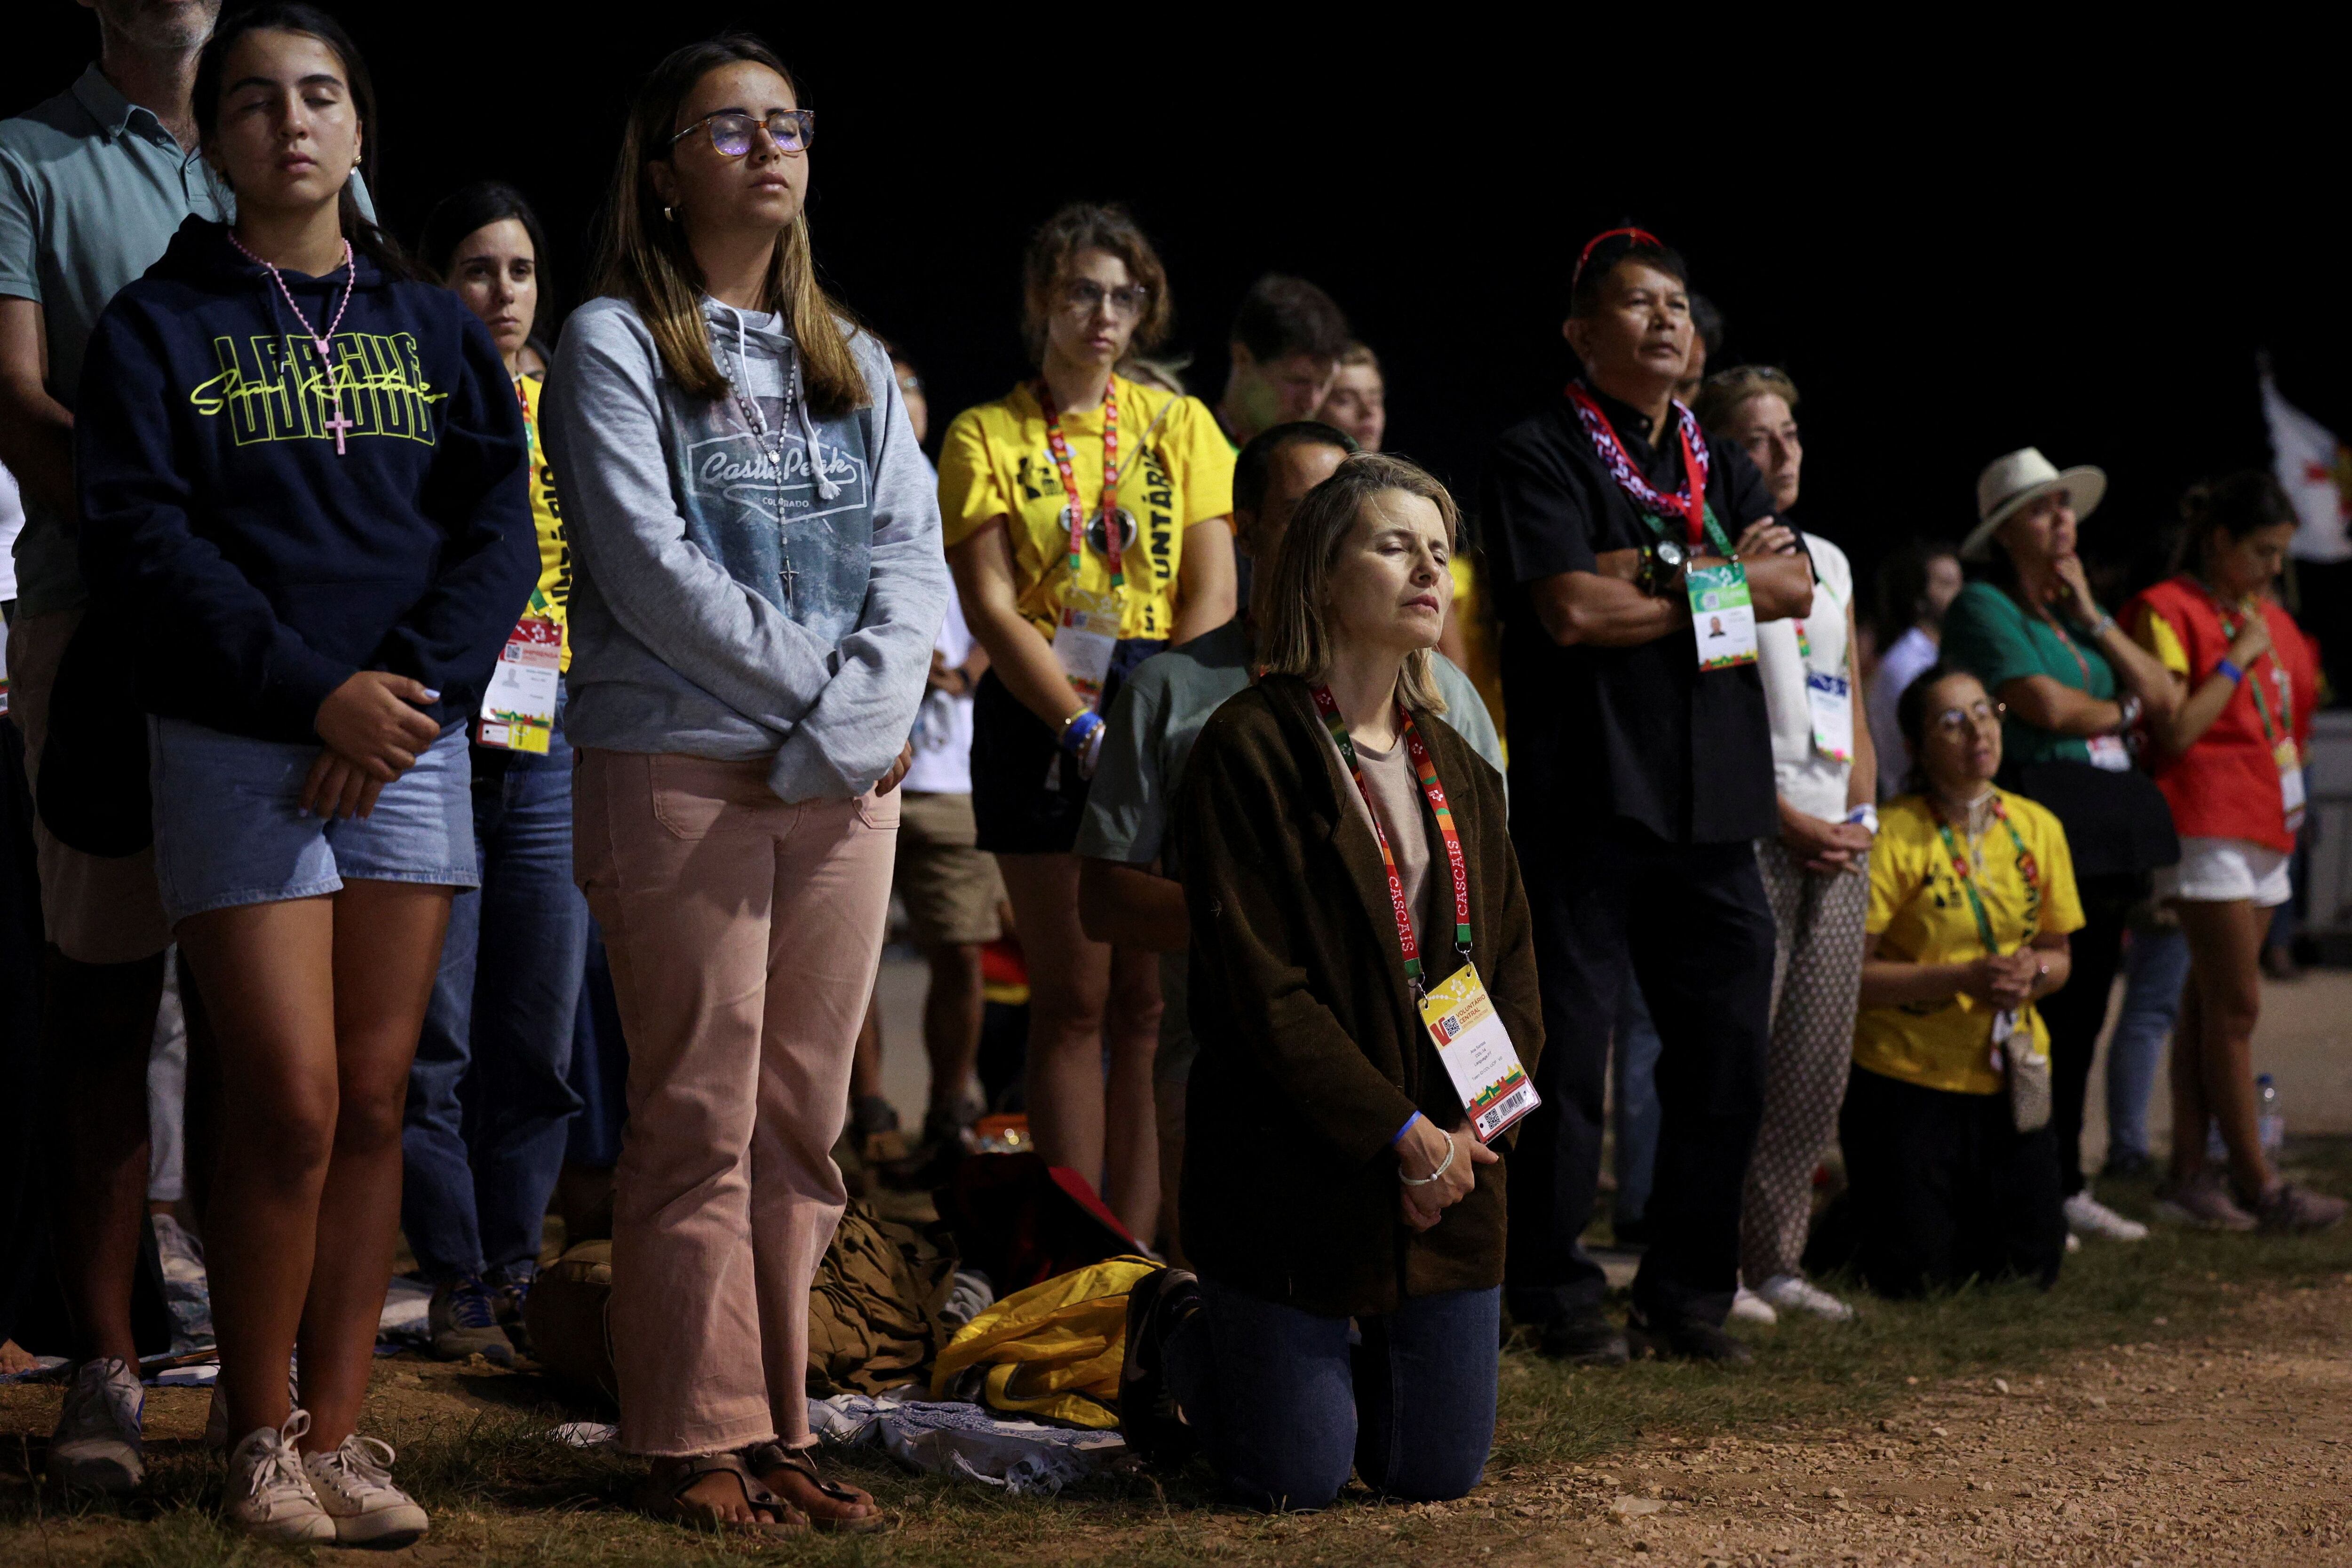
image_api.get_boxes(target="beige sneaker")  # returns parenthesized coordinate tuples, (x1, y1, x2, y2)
(303, 1431, 429, 1547)
(222, 1410, 335, 1544)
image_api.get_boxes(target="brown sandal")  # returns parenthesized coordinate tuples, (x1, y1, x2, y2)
(743, 1441, 889, 1534)
(636, 1451, 807, 1536)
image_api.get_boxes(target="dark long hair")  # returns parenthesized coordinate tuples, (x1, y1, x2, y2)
(420, 181, 556, 334)
(588, 33, 866, 417)
(2172, 470, 2297, 576)
(193, 3, 410, 278)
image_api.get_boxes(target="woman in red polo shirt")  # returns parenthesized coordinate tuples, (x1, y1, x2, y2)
(2128, 472, 2343, 1235)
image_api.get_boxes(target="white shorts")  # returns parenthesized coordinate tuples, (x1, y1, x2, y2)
(2154, 836, 2293, 908)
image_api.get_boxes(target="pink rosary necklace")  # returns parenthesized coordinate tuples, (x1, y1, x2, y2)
(228, 232, 358, 454)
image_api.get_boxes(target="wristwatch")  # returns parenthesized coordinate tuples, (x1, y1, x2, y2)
(1637, 537, 1688, 598)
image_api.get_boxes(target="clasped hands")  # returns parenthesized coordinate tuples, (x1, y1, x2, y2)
(1962, 950, 2046, 1012)
(1396, 1116, 1499, 1232)
(305, 671, 443, 820)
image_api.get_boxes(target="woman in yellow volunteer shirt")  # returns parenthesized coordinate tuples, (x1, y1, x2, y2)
(942, 203, 1236, 1241)
(1839, 664, 2082, 1298)
(405, 182, 589, 1363)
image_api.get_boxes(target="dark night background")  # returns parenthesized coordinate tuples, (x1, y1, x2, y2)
(8, 7, 2347, 611)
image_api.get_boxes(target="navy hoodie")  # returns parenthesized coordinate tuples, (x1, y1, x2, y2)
(75, 217, 535, 743)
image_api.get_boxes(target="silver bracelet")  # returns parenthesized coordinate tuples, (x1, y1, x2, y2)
(1399, 1134, 1457, 1187)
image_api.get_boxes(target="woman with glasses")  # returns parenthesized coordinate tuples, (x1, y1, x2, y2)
(1940, 449, 2178, 1247)
(1835, 665, 2080, 1296)
(941, 204, 1235, 1244)
(2126, 474, 2343, 1234)
(541, 32, 944, 1536)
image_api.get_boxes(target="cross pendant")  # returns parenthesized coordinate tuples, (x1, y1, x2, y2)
(778, 558, 798, 602)
(323, 403, 354, 456)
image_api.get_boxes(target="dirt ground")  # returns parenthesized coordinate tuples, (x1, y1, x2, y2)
(8, 1274, 2351, 1567)
(1477, 1285, 2352, 1567)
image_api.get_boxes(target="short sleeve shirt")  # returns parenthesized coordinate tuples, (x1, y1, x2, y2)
(515, 375, 572, 671)
(1854, 790, 2086, 1095)
(937, 375, 1233, 642)
(1938, 580, 2115, 769)
(1478, 383, 1779, 845)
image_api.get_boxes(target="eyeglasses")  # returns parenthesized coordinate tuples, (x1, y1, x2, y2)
(671, 109, 816, 158)
(1931, 699, 2007, 735)
(1058, 279, 1152, 319)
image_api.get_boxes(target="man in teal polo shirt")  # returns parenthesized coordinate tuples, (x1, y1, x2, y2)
(0, 0, 224, 1496)
(1074, 421, 1504, 1259)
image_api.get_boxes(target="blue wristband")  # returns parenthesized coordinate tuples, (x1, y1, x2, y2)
(1391, 1110, 1422, 1147)
(1059, 709, 1104, 755)
(2217, 658, 2246, 685)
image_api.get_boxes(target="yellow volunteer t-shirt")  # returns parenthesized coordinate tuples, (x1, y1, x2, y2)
(938, 376, 1235, 642)
(1853, 790, 2086, 1095)
(516, 374, 572, 672)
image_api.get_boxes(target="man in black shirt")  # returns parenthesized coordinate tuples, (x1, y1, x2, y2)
(1481, 230, 1812, 1364)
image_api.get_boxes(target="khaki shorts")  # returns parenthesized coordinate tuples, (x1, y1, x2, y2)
(7, 607, 173, 964)
(894, 791, 1002, 949)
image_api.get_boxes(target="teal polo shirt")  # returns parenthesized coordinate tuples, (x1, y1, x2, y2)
(0, 63, 372, 617)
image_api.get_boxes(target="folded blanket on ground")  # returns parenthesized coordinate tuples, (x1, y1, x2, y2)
(810, 1391, 1130, 1497)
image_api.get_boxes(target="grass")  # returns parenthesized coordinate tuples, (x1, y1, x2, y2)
(5, 1140, 2349, 1566)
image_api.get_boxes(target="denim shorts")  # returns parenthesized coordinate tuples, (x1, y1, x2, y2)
(148, 716, 480, 927)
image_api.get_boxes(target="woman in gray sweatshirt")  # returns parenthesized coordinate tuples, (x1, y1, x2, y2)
(540, 33, 944, 1536)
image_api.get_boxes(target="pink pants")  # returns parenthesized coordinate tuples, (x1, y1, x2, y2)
(575, 749, 898, 1456)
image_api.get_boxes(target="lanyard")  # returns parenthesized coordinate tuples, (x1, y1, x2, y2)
(1564, 384, 1733, 556)
(1308, 685, 1472, 993)
(2015, 590, 2097, 692)
(1927, 793, 2042, 955)
(1037, 380, 1125, 591)
(2195, 582, 2291, 746)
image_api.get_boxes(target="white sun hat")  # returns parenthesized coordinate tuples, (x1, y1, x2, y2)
(1962, 447, 2107, 561)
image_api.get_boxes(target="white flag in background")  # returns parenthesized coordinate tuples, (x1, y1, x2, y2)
(2262, 368, 2352, 563)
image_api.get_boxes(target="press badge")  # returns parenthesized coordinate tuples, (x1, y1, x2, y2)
(1686, 562, 1758, 671)
(1416, 963, 1540, 1144)
(2085, 734, 2130, 772)
(1051, 588, 1120, 710)
(1806, 669, 1854, 761)
(2278, 742, 2307, 833)
(477, 615, 561, 752)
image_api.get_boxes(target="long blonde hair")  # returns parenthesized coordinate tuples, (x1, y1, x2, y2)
(1256, 453, 1459, 714)
(591, 34, 868, 418)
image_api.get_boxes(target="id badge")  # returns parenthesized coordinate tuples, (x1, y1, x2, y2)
(1416, 962, 1540, 1143)
(477, 615, 561, 752)
(2085, 734, 2130, 771)
(2278, 741, 2307, 833)
(1805, 669, 1853, 761)
(1051, 589, 1120, 710)
(1686, 562, 1758, 671)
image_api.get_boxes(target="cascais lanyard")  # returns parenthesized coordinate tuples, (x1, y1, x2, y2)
(1038, 380, 1125, 592)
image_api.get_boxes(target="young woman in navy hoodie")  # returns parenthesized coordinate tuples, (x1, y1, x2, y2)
(74, 5, 535, 1546)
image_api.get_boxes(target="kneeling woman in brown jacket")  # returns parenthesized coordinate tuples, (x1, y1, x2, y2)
(1120, 454, 1542, 1509)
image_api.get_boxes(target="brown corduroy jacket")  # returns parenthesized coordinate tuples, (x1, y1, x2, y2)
(1172, 674, 1542, 1318)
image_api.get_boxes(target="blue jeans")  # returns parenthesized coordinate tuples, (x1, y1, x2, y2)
(1613, 970, 1663, 1229)
(2104, 925, 2190, 1165)
(1165, 1277, 1499, 1511)
(400, 718, 588, 1280)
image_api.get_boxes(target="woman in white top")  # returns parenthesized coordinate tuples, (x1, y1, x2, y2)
(1694, 368, 1875, 1323)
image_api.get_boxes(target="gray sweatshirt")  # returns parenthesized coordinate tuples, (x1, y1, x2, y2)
(543, 296, 948, 801)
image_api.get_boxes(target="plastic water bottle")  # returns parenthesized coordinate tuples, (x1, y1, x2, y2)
(2257, 1074, 2286, 1156)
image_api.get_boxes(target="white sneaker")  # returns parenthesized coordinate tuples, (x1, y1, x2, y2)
(2064, 1191, 2150, 1242)
(48, 1356, 144, 1493)
(303, 1431, 429, 1547)
(1728, 1285, 1778, 1326)
(223, 1410, 336, 1544)
(1755, 1273, 1856, 1323)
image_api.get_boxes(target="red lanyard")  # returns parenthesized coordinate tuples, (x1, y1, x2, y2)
(1309, 685, 1472, 992)
(1037, 380, 1125, 590)
(1563, 384, 1724, 553)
